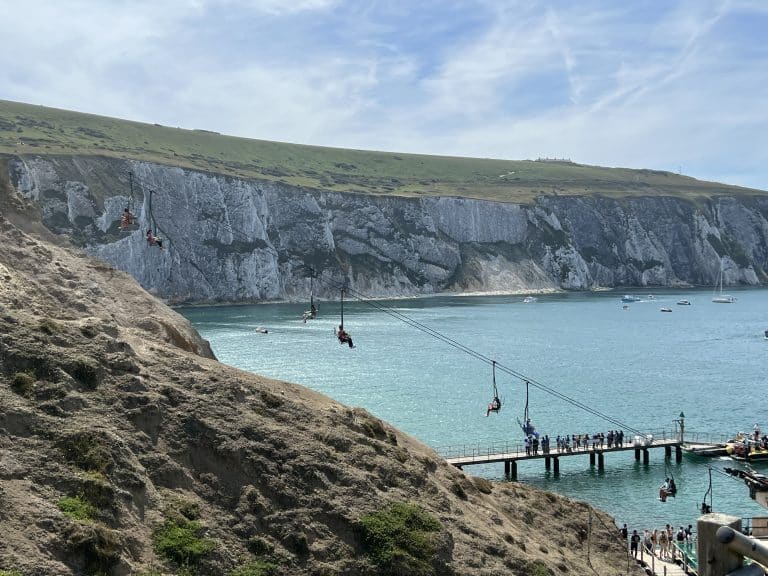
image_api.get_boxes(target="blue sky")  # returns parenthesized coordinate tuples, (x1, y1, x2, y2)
(2, 0, 768, 189)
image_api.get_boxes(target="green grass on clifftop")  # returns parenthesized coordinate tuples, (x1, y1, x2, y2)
(0, 99, 762, 203)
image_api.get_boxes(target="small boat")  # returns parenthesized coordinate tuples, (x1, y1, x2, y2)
(712, 258, 736, 303)
(676, 299, 691, 306)
(725, 432, 768, 461)
(660, 307, 672, 312)
(523, 296, 537, 303)
(254, 327, 269, 334)
(621, 295, 642, 303)
(764, 329, 768, 340)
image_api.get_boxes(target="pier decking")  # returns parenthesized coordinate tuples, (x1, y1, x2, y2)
(438, 433, 684, 479)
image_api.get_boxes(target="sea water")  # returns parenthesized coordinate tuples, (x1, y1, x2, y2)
(179, 288, 768, 534)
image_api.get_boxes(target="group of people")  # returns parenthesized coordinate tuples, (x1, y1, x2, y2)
(622, 523, 694, 560)
(524, 433, 551, 456)
(553, 430, 625, 453)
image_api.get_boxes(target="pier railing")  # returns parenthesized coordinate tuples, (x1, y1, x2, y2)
(683, 431, 734, 445)
(436, 429, 682, 461)
(436, 429, 737, 460)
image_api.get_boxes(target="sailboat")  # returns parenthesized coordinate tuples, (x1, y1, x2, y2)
(712, 259, 736, 303)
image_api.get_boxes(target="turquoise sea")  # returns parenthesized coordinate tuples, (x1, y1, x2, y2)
(179, 287, 768, 534)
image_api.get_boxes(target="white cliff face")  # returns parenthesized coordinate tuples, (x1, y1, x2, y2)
(8, 156, 768, 303)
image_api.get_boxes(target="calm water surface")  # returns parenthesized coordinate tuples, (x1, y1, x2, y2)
(179, 288, 768, 533)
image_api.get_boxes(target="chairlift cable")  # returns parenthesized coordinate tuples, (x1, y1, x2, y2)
(313, 275, 647, 436)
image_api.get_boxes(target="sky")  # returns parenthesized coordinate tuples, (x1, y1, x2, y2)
(2, 0, 768, 190)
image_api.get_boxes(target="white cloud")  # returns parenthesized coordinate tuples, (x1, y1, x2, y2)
(1, 0, 767, 189)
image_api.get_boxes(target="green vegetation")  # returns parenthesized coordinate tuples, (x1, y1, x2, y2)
(1, 99, 761, 204)
(152, 518, 215, 568)
(57, 495, 97, 522)
(57, 430, 113, 475)
(10, 371, 34, 397)
(228, 559, 279, 576)
(359, 502, 443, 575)
(0, 570, 23, 576)
(528, 560, 554, 576)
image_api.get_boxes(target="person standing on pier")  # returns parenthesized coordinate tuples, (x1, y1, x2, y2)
(659, 528, 669, 559)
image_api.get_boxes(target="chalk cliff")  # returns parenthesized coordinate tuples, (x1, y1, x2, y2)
(7, 155, 768, 303)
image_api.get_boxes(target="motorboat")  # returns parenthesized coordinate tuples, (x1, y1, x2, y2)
(523, 296, 537, 303)
(621, 295, 642, 303)
(254, 326, 269, 334)
(725, 432, 768, 462)
(660, 307, 672, 312)
(676, 299, 691, 306)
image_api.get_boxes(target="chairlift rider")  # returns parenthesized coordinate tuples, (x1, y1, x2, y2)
(302, 303, 317, 323)
(486, 396, 502, 417)
(336, 325, 354, 348)
(486, 361, 502, 416)
(120, 207, 135, 230)
(146, 229, 164, 250)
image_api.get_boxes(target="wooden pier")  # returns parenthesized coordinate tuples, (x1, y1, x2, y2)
(439, 433, 684, 480)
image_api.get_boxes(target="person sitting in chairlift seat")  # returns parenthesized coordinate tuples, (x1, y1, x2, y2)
(659, 477, 672, 502)
(486, 396, 501, 416)
(120, 208, 135, 230)
(302, 304, 318, 323)
(667, 477, 677, 497)
(336, 325, 354, 348)
(146, 229, 164, 250)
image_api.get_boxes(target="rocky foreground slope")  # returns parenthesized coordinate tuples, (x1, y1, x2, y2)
(0, 197, 641, 574)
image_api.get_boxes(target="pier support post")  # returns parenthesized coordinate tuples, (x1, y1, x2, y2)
(589, 452, 595, 467)
(597, 452, 604, 470)
(545, 456, 551, 471)
(553, 456, 559, 475)
(665, 446, 671, 459)
(504, 460, 517, 480)
(643, 448, 649, 464)
(634, 448, 640, 461)
(676, 446, 683, 462)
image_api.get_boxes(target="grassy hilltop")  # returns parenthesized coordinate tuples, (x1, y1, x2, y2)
(0, 99, 761, 203)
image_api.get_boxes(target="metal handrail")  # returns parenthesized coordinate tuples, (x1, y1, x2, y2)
(436, 429, 684, 460)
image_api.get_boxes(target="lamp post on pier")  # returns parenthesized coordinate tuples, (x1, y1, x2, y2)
(675, 412, 685, 443)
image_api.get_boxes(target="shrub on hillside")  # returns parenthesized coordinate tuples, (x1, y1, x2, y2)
(228, 559, 279, 576)
(57, 430, 114, 475)
(359, 502, 443, 575)
(57, 495, 97, 522)
(152, 518, 215, 568)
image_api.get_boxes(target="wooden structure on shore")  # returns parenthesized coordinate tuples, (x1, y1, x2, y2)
(440, 434, 684, 479)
